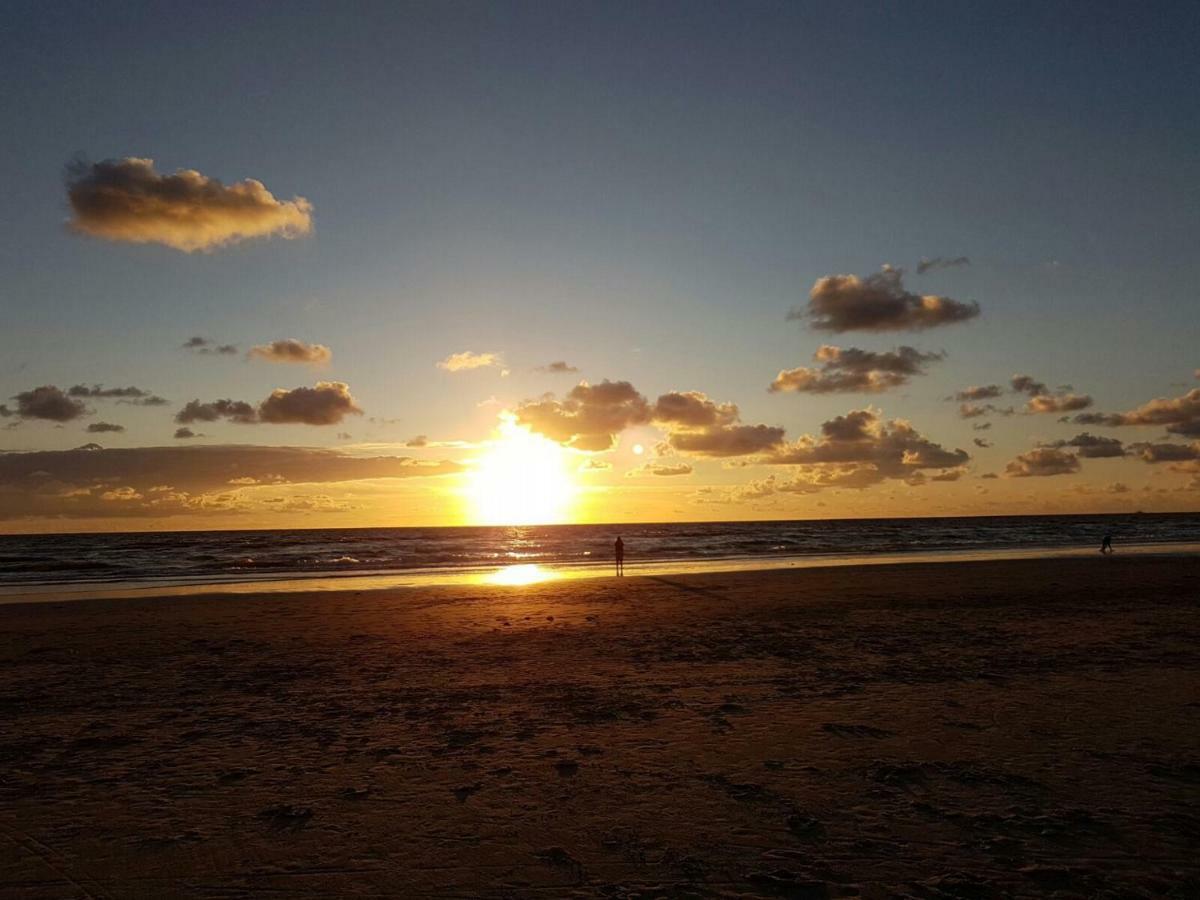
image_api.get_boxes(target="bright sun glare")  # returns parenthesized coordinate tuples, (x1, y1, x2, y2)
(468, 414, 577, 526)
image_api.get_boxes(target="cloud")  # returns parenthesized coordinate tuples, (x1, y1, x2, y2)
(667, 423, 786, 458)
(972, 421, 992, 431)
(183, 337, 238, 355)
(1042, 433, 1125, 458)
(67, 384, 167, 406)
(1005, 447, 1080, 477)
(1074, 388, 1200, 437)
(438, 351, 505, 373)
(248, 339, 332, 365)
(1130, 441, 1200, 463)
(916, 256, 970, 275)
(537, 361, 580, 374)
(953, 384, 1003, 401)
(652, 391, 784, 458)
(973, 437, 992, 448)
(175, 382, 363, 427)
(957, 402, 1015, 419)
(4, 386, 88, 422)
(0, 445, 462, 520)
(769, 345, 943, 394)
(175, 398, 258, 425)
(792, 266, 980, 333)
(66, 157, 313, 252)
(652, 391, 739, 428)
(627, 462, 693, 477)
(762, 408, 968, 488)
(1010, 373, 1093, 414)
(258, 382, 363, 426)
(515, 380, 652, 451)
(406, 435, 428, 448)
(579, 458, 612, 471)
(1026, 392, 1093, 413)
(174, 427, 197, 439)
(86, 422, 125, 434)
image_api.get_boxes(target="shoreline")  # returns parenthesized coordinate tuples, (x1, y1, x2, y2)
(3, 538, 1199, 606)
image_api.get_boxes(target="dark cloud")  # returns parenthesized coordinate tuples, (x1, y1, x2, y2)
(958, 402, 1015, 419)
(953, 384, 1003, 402)
(66, 157, 313, 252)
(1005, 447, 1080, 477)
(1010, 373, 1093, 414)
(973, 437, 992, 448)
(1131, 441, 1200, 463)
(792, 266, 979, 333)
(86, 422, 125, 434)
(247, 339, 332, 365)
(537, 361, 580, 374)
(1010, 374, 1048, 397)
(654, 391, 784, 457)
(1042, 433, 1125, 458)
(515, 380, 652, 451)
(762, 408, 968, 489)
(972, 422, 993, 431)
(6, 386, 88, 422)
(769, 345, 943, 394)
(0, 445, 462, 520)
(175, 383, 363, 427)
(184, 337, 238, 355)
(174, 427, 197, 439)
(652, 391, 739, 428)
(258, 382, 363, 426)
(1074, 388, 1200, 437)
(175, 398, 258, 425)
(67, 384, 167, 406)
(916, 256, 970, 274)
(406, 435, 429, 448)
(627, 462, 693, 477)
(668, 423, 786, 458)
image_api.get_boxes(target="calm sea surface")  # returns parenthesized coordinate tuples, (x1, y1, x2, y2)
(1, 514, 1198, 591)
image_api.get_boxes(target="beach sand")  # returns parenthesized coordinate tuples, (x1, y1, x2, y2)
(0, 556, 1197, 898)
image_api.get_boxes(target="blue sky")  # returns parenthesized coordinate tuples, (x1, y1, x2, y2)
(1, 1, 1198, 528)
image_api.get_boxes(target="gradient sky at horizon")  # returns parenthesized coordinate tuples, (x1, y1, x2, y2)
(1, 1, 1199, 531)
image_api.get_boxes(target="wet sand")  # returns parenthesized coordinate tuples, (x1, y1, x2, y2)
(0, 556, 1197, 898)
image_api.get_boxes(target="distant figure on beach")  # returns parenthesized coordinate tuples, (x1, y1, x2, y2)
(614, 536, 625, 576)
(1100, 533, 1114, 554)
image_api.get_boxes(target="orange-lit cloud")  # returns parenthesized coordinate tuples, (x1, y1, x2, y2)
(769, 345, 942, 394)
(66, 158, 312, 252)
(762, 408, 968, 487)
(1005, 447, 1080, 477)
(248, 339, 332, 365)
(258, 382, 362, 425)
(792, 266, 979, 332)
(0, 445, 461, 521)
(174, 382, 363, 427)
(438, 351, 505, 372)
(1074, 387, 1200, 437)
(515, 380, 651, 451)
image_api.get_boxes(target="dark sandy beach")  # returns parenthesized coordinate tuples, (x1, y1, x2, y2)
(0, 556, 1197, 898)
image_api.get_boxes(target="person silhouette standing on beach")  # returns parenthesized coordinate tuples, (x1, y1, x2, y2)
(1100, 532, 1114, 554)
(614, 536, 625, 576)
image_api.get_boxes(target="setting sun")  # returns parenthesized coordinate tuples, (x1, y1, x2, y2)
(467, 414, 577, 525)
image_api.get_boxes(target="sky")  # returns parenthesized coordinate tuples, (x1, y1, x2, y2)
(1, 0, 1199, 532)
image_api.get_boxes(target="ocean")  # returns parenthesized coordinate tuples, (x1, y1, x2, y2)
(1, 513, 1198, 593)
